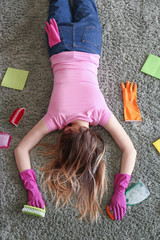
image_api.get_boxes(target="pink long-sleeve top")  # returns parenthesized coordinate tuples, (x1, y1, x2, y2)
(43, 51, 112, 132)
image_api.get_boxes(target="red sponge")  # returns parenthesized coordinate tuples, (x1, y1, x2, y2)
(9, 108, 25, 126)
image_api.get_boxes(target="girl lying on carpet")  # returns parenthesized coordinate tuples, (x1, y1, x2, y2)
(14, 0, 137, 222)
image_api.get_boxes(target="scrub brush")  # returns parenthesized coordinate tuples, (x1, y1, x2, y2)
(22, 204, 46, 218)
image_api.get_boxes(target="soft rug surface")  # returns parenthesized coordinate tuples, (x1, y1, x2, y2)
(0, 0, 160, 239)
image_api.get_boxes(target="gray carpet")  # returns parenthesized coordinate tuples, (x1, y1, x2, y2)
(0, 0, 160, 239)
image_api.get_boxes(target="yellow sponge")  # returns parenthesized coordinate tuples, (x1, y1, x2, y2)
(153, 139, 160, 153)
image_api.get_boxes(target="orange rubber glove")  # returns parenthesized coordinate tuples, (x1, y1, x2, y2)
(121, 81, 142, 121)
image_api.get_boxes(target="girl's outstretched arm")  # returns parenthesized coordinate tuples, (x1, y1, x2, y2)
(14, 118, 50, 173)
(14, 118, 50, 209)
(105, 113, 137, 175)
(105, 113, 137, 220)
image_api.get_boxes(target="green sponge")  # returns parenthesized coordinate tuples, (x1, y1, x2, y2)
(22, 205, 46, 217)
(141, 54, 160, 79)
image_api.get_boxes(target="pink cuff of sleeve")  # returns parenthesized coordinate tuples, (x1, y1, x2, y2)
(43, 114, 57, 132)
(99, 111, 112, 127)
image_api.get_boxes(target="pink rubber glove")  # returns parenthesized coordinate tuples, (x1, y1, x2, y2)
(109, 173, 131, 220)
(20, 169, 45, 209)
(45, 18, 61, 48)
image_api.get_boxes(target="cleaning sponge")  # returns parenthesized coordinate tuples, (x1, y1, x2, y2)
(141, 54, 160, 79)
(153, 139, 160, 153)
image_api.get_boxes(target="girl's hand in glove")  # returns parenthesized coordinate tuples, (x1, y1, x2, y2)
(109, 173, 131, 220)
(20, 169, 45, 209)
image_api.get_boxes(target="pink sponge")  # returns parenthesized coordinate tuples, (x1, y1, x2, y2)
(0, 132, 11, 148)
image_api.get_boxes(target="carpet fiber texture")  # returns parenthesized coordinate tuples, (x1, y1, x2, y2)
(0, 0, 160, 239)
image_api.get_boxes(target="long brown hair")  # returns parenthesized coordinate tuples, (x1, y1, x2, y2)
(39, 127, 107, 222)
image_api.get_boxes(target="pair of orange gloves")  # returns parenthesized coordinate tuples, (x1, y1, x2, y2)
(121, 81, 142, 121)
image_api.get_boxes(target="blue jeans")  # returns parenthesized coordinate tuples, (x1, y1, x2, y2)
(47, 0, 102, 57)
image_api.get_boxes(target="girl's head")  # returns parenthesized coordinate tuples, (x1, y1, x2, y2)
(40, 126, 107, 222)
